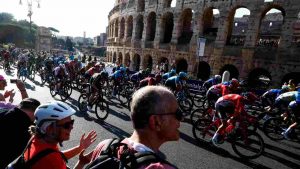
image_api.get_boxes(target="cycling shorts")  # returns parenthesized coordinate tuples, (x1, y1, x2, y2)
(215, 100, 235, 120)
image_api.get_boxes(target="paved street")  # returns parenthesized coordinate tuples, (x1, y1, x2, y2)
(1, 67, 300, 169)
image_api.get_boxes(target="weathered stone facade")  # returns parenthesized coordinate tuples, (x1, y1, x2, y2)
(107, 0, 300, 87)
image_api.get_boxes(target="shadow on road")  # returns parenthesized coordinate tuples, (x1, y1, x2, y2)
(179, 132, 272, 169)
(97, 121, 131, 138)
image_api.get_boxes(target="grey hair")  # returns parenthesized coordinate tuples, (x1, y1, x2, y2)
(130, 85, 175, 129)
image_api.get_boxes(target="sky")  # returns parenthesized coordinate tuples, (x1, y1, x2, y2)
(0, 0, 115, 38)
(0, 0, 280, 38)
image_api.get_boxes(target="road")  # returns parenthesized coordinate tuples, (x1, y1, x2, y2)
(1, 67, 300, 169)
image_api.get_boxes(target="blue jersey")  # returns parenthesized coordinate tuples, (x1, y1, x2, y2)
(111, 70, 123, 79)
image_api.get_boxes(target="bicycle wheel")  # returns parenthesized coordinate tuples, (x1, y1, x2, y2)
(193, 94, 206, 108)
(190, 108, 208, 125)
(231, 131, 265, 159)
(95, 99, 109, 120)
(192, 117, 215, 143)
(78, 93, 88, 112)
(49, 83, 57, 97)
(178, 98, 193, 116)
(60, 85, 71, 101)
(263, 117, 285, 140)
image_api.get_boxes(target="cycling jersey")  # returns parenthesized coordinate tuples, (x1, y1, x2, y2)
(288, 101, 300, 122)
(162, 72, 175, 80)
(139, 77, 156, 88)
(165, 76, 183, 91)
(206, 84, 230, 106)
(216, 94, 245, 118)
(90, 73, 103, 91)
(130, 72, 143, 83)
(203, 77, 220, 90)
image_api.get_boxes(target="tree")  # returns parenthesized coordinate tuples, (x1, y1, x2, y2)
(0, 13, 14, 23)
(66, 37, 74, 51)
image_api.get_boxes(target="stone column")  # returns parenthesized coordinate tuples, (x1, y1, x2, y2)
(154, 14, 162, 48)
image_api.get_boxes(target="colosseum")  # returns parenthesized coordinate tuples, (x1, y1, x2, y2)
(106, 0, 300, 87)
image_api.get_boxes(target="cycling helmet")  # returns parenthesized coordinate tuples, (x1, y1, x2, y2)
(230, 78, 240, 88)
(281, 85, 290, 93)
(34, 101, 76, 133)
(179, 71, 188, 79)
(242, 92, 258, 104)
(215, 75, 221, 80)
(120, 67, 126, 72)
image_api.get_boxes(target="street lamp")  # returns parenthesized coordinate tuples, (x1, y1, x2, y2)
(19, 0, 41, 34)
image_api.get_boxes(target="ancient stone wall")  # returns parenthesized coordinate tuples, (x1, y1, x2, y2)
(107, 0, 300, 87)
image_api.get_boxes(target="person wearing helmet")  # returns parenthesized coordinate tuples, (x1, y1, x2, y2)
(23, 101, 97, 169)
(229, 78, 240, 92)
(282, 98, 300, 139)
(162, 69, 176, 81)
(164, 71, 188, 94)
(130, 70, 145, 84)
(84, 63, 101, 81)
(202, 75, 222, 91)
(53, 61, 69, 93)
(139, 73, 162, 88)
(270, 91, 299, 114)
(261, 87, 289, 108)
(110, 67, 126, 96)
(212, 92, 258, 145)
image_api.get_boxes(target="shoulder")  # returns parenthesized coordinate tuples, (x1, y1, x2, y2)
(139, 162, 177, 169)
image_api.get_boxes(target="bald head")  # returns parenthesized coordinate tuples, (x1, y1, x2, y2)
(130, 86, 176, 129)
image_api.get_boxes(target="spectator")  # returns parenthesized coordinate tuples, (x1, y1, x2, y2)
(23, 101, 97, 169)
(0, 98, 41, 169)
(0, 76, 28, 103)
(75, 86, 182, 168)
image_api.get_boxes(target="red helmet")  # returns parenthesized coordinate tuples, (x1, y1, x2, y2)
(242, 92, 258, 104)
(230, 78, 239, 88)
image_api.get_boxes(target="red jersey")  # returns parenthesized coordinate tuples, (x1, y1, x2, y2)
(213, 84, 230, 96)
(217, 94, 245, 117)
(24, 137, 67, 169)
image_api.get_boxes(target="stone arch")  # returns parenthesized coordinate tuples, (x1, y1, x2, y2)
(201, 7, 220, 39)
(226, 7, 250, 46)
(125, 53, 131, 67)
(117, 52, 123, 65)
(113, 52, 117, 63)
(219, 64, 239, 79)
(114, 19, 119, 37)
(127, 16, 133, 38)
(120, 18, 125, 39)
(135, 15, 144, 40)
(160, 12, 174, 43)
(178, 8, 193, 44)
(137, 0, 145, 12)
(133, 54, 141, 71)
(257, 6, 285, 47)
(175, 58, 188, 73)
(281, 72, 300, 86)
(143, 54, 153, 70)
(197, 61, 211, 80)
(146, 12, 156, 41)
(248, 68, 272, 87)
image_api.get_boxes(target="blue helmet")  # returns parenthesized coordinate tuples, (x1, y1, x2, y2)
(120, 67, 126, 72)
(179, 71, 187, 79)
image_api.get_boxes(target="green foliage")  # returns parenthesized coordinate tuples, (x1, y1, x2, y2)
(0, 13, 14, 23)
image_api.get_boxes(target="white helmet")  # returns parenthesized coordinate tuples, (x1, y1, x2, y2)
(34, 101, 76, 133)
(215, 75, 221, 80)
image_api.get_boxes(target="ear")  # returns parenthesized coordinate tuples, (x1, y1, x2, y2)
(148, 115, 161, 131)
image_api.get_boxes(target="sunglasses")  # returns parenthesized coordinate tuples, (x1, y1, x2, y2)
(57, 120, 74, 129)
(152, 108, 184, 121)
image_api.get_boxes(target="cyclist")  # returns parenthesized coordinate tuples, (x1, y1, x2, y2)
(202, 75, 222, 91)
(282, 98, 300, 139)
(206, 78, 240, 107)
(17, 50, 29, 75)
(84, 63, 101, 81)
(162, 69, 176, 81)
(53, 61, 69, 92)
(110, 67, 126, 96)
(139, 74, 162, 88)
(212, 92, 258, 145)
(87, 72, 107, 111)
(165, 71, 188, 94)
(130, 70, 145, 84)
(261, 86, 289, 108)
(270, 91, 299, 115)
